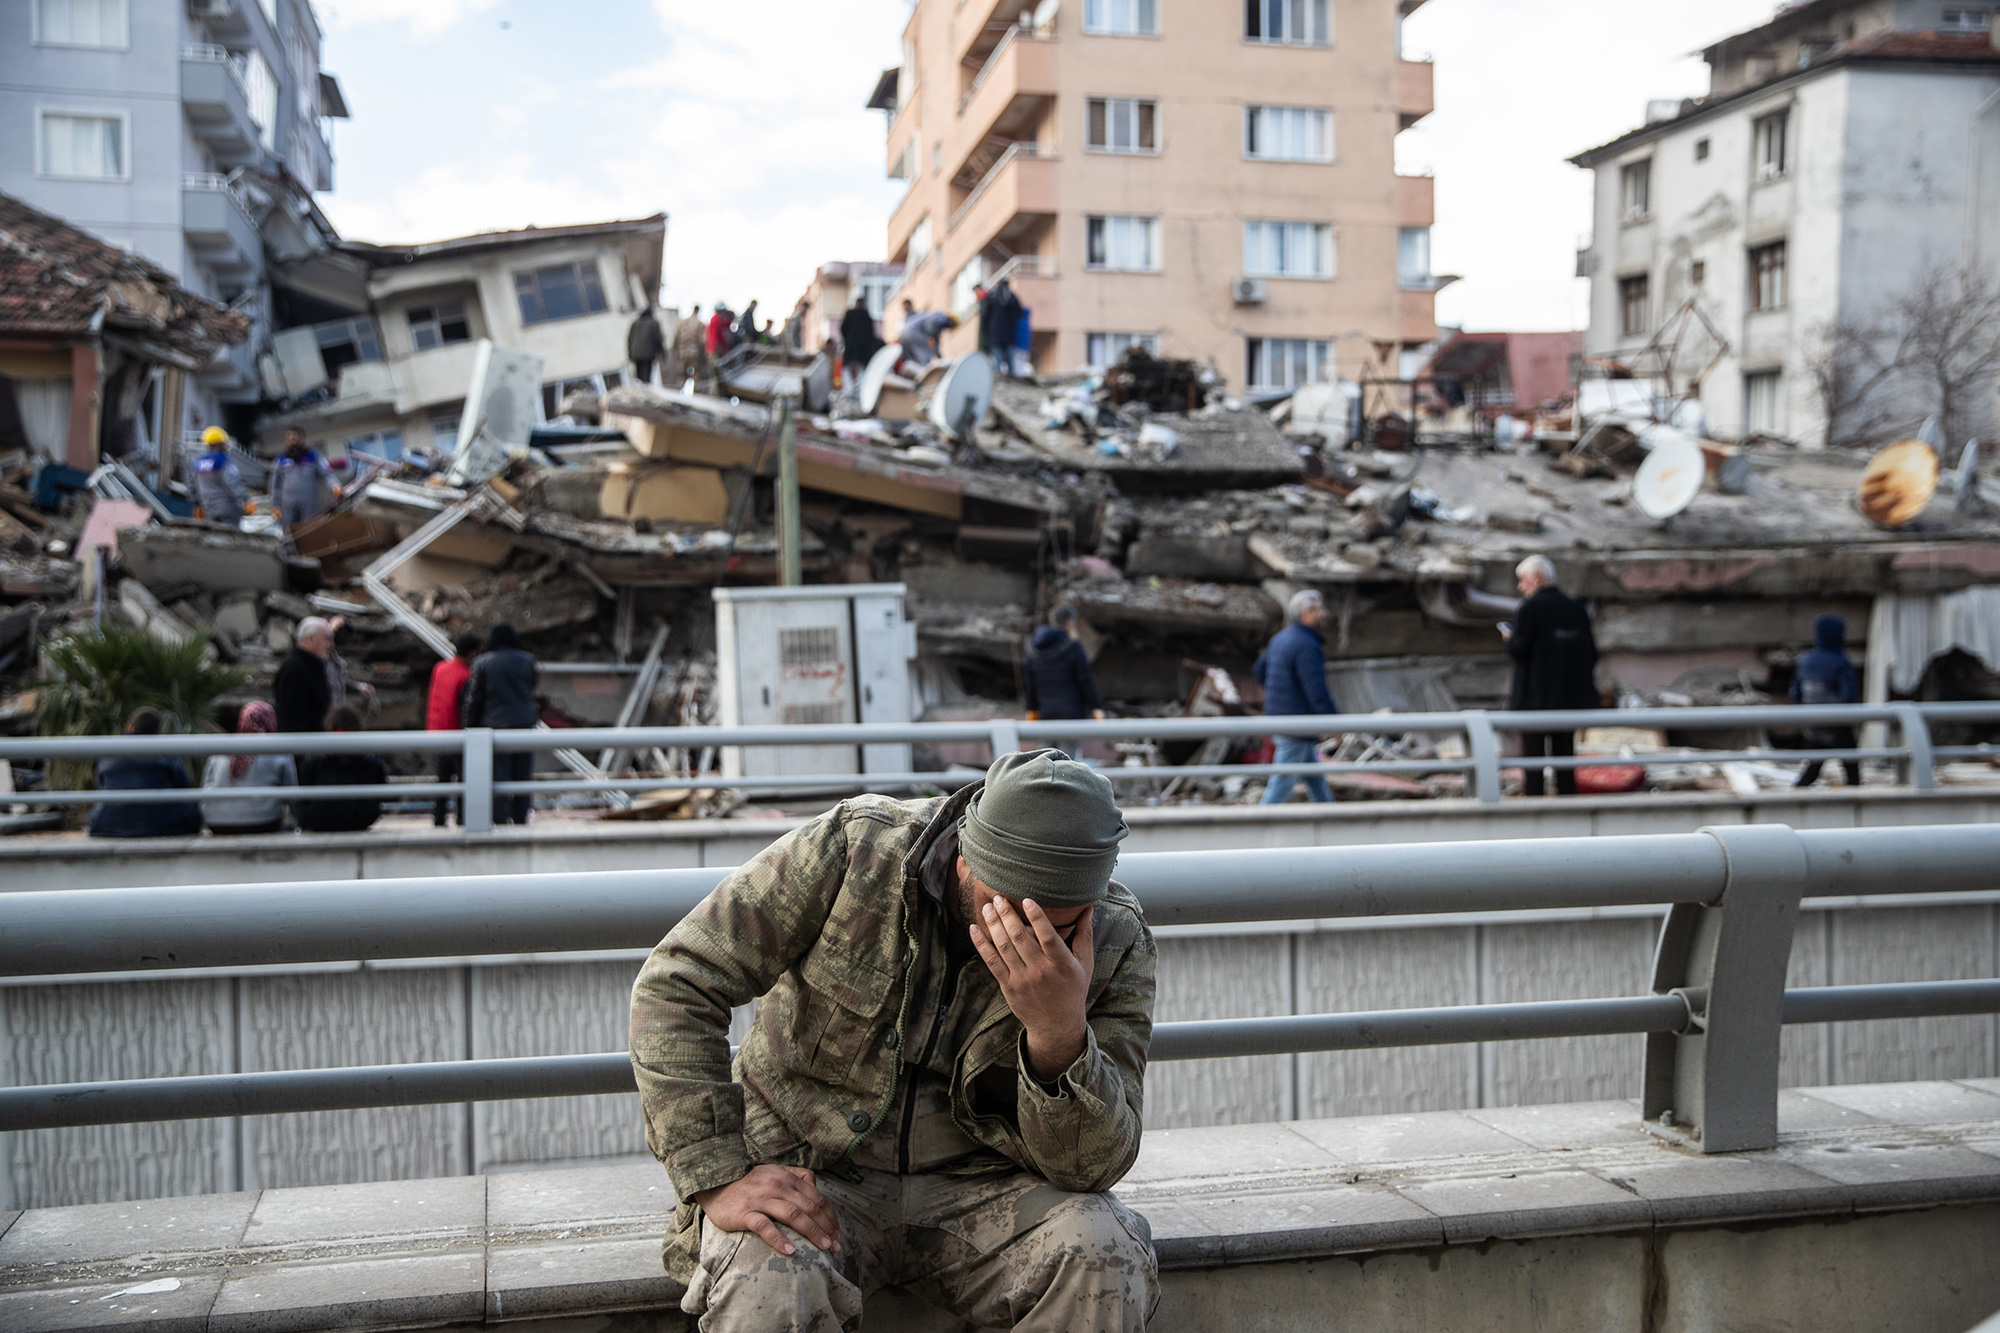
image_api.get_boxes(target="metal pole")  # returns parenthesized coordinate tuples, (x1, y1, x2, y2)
(461, 727, 494, 834)
(775, 394, 801, 587)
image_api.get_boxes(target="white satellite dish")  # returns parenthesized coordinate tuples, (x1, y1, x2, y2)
(858, 344, 901, 416)
(928, 353, 995, 441)
(1633, 435, 1705, 519)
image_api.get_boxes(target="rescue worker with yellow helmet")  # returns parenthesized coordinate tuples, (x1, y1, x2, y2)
(193, 426, 248, 523)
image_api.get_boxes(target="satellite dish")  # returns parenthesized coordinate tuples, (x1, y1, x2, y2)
(928, 353, 995, 441)
(1633, 436, 1705, 519)
(1859, 438, 1938, 528)
(859, 344, 901, 416)
(1953, 437, 1979, 499)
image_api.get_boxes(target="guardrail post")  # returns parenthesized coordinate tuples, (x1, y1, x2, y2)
(462, 729, 494, 835)
(1463, 712, 1502, 805)
(988, 718, 1022, 761)
(1890, 703, 1935, 790)
(1642, 824, 1805, 1153)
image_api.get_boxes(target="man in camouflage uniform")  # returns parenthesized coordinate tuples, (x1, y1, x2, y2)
(631, 750, 1157, 1331)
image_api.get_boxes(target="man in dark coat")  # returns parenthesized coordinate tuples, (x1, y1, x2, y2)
(296, 705, 387, 832)
(627, 302, 666, 385)
(464, 623, 540, 825)
(1791, 613, 1861, 787)
(1254, 590, 1340, 804)
(978, 279, 1024, 376)
(88, 708, 203, 838)
(1021, 605, 1104, 759)
(839, 295, 884, 395)
(274, 617, 335, 735)
(1504, 555, 1599, 796)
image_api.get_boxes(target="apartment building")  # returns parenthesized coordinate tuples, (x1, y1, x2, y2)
(1571, 5, 2000, 446)
(0, 0, 348, 443)
(876, 0, 1439, 390)
(259, 216, 666, 467)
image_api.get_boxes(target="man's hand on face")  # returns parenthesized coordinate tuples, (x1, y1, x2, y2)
(693, 1165, 842, 1257)
(969, 895, 1093, 1082)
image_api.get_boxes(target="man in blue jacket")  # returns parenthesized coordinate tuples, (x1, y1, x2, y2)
(89, 708, 203, 838)
(1022, 605, 1105, 760)
(1792, 613, 1861, 787)
(1254, 590, 1340, 804)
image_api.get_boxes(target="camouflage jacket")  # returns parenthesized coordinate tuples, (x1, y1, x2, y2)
(629, 785, 1156, 1280)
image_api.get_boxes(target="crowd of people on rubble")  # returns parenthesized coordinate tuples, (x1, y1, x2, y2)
(85, 621, 541, 839)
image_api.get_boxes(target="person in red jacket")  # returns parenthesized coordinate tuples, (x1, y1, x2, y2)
(705, 304, 735, 359)
(426, 633, 482, 827)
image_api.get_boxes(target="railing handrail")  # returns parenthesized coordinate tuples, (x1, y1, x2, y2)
(1, 823, 1995, 1146)
(957, 24, 1051, 113)
(948, 140, 1051, 230)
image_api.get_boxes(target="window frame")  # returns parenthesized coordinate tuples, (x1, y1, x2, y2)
(1243, 104, 1335, 163)
(1940, 7, 1991, 33)
(406, 298, 473, 352)
(33, 0, 128, 50)
(1398, 225, 1432, 289)
(1242, 219, 1335, 280)
(1086, 331, 1162, 368)
(513, 260, 610, 327)
(1245, 337, 1332, 391)
(1753, 108, 1790, 181)
(1619, 158, 1652, 222)
(1619, 273, 1651, 338)
(1744, 369, 1782, 434)
(1244, 0, 1332, 47)
(1085, 214, 1163, 273)
(1085, 96, 1160, 155)
(1748, 240, 1787, 311)
(1083, 0, 1160, 37)
(35, 107, 131, 181)
(1694, 138, 1710, 161)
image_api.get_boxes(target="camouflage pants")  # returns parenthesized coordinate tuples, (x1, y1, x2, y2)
(680, 1168, 1157, 1331)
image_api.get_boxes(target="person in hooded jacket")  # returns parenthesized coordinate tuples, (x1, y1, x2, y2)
(88, 708, 204, 838)
(978, 280, 1024, 376)
(1021, 605, 1104, 759)
(1792, 614, 1862, 787)
(201, 700, 295, 834)
(296, 705, 387, 833)
(464, 623, 540, 825)
(839, 295, 884, 394)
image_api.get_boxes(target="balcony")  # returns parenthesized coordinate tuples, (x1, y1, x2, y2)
(1399, 286, 1437, 343)
(956, 29, 1057, 161)
(389, 340, 481, 414)
(954, 0, 1026, 69)
(180, 46, 258, 167)
(195, 336, 258, 392)
(1397, 58, 1434, 130)
(947, 142, 1058, 253)
(1398, 174, 1434, 227)
(182, 174, 261, 278)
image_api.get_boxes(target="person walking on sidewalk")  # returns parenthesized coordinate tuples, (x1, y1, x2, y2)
(464, 623, 540, 825)
(1254, 590, 1340, 804)
(631, 750, 1158, 1331)
(1022, 604, 1104, 760)
(1503, 555, 1599, 797)
(1791, 613, 1861, 787)
(425, 633, 481, 826)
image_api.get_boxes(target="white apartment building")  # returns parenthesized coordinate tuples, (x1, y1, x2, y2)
(1572, 12, 2000, 446)
(261, 216, 666, 466)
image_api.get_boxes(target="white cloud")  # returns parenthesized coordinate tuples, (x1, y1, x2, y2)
(318, 0, 503, 38)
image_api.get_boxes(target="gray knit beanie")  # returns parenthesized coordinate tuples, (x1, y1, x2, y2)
(959, 749, 1128, 908)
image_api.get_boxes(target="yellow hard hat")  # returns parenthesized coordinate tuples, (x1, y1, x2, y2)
(201, 426, 229, 445)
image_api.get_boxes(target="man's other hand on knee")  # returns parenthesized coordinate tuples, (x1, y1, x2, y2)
(695, 1165, 843, 1257)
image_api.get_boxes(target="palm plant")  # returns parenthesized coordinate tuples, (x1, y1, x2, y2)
(33, 621, 248, 789)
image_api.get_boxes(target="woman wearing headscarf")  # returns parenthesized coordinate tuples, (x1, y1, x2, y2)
(463, 623, 540, 825)
(201, 701, 297, 835)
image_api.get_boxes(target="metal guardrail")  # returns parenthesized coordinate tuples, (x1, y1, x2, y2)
(0, 823, 1995, 1154)
(6, 702, 1997, 833)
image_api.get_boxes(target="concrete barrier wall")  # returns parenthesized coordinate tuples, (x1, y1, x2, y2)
(4, 788, 1998, 1210)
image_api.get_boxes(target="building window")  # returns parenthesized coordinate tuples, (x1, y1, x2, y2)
(408, 299, 472, 351)
(1085, 215, 1161, 272)
(1619, 274, 1650, 337)
(1087, 332, 1161, 368)
(1086, 98, 1158, 154)
(35, 0, 125, 48)
(950, 258, 987, 317)
(907, 216, 933, 268)
(1245, 0, 1330, 46)
(1398, 226, 1432, 288)
(315, 316, 382, 374)
(1620, 159, 1651, 220)
(1244, 105, 1333, 161)
(1748, 240, 1787, 310)
(857, 273, 900, 319)
(1691, 259, 1706, 285)
(1694, 138, 1710, 161)
(347, 429, 404, 464)
(1744, 370, 1782, 434)
(429, 414, 462, 451)
(1246, 338, 1330, 390)
(1941, 8, 1991, 33)
(1243, 220, 1333, 279)
(514, 261, 608, 326)
(542, 370, 624, 420)
(242, 48, 278, 152)
(1084, 0, 1158, 36)
(37, 111, 125, 179)
(1753, 109, 1789, 180)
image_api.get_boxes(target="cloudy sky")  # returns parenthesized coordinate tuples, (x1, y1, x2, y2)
(316, 0, 1780, 334)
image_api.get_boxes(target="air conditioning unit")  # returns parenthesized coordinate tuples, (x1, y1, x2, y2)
(1231, 277, 1268, 305)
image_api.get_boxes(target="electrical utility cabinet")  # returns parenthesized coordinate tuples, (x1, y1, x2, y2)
(713, 584, 917, 782)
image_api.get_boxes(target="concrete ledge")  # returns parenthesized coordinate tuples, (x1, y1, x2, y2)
(1, 1079, 1997, 1330)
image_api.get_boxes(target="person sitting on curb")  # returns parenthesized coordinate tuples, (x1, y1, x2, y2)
(88, 708, 203, 839)
(296, 706, 387, 833)
(201, 701, 295, 835)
